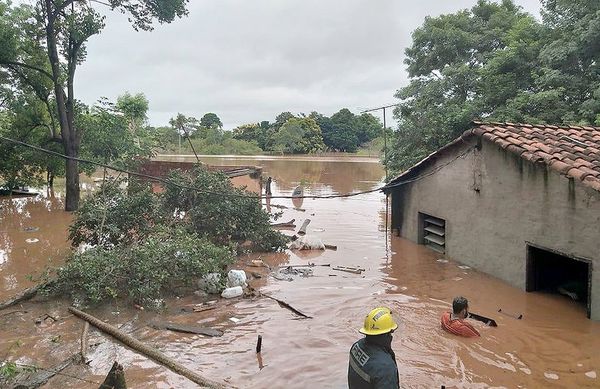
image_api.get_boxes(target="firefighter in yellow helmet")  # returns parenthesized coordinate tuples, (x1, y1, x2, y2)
(348, 307, 399, 389)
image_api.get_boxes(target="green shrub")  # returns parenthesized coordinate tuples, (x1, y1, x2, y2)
(69, 179, 161, 248)
(53, 227, 234, 306)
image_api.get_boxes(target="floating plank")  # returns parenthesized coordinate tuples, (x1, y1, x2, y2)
(149, 321, 224, 337)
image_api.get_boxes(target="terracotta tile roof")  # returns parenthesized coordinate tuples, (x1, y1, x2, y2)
(386, 121, 600, 192)
(468, 121, 600, 192)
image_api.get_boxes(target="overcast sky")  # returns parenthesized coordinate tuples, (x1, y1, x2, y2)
(75, 0, 543, 129)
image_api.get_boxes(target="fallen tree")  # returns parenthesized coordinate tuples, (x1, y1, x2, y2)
(69, 307, 228, 389)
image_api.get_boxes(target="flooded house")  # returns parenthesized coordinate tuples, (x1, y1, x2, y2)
(384, 122, 600, 319)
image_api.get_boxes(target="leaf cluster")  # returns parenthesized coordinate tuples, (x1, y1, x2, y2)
(388, 0, 600, 175)
(53, 226, 232, 306)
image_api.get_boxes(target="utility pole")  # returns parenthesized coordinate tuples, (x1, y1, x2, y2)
(361, 103, 397, 181)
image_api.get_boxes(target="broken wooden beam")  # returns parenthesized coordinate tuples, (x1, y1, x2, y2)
(297, 219, 311, 235)
(261, 293, 312, 319)
(331, 266, 365, 275)
(68, 307, 227, 388)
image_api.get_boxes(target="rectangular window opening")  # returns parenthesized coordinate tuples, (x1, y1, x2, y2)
(526, 244, 592, 319)
(419, 213, 446, 254)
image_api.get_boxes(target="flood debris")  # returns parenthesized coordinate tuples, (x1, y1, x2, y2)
(498, 308, 523, 320)
(289, 235, 325, 250)
(256, 335, 262, 353)
(297, 219, 311, 235)
(221, 286, 243, 299)
(331, 266, 365, 275)
(260, 293, 312, 319)
(149, 321, 224, 337)
(7, 356, 80, 388)
(468, 312, 498, 327)
(99, 361, 127, 389)
(227, 270, 247, 288)
(277, 266, 313, 277)
(34, 313, 57, 325)
(270, 219, 296, 228)
(68, 307, 227, 388)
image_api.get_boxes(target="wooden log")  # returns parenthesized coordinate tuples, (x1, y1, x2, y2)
(149, 321, 224, 337)
(261, 294, 312, 319)
(324, 244, 337, 251)
(331, 266, 364, 275)
(68, 307, 227, 388)
(81, 322, 90, 362)
(297, 219, 311, 236)
(99, 361, 127, 389)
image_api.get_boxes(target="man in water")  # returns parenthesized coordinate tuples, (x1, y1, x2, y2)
(440, 296, 480, 338)
(348, 307, 400, 388)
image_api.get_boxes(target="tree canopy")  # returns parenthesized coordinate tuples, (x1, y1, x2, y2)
(0, 0, 189, 210)
(387, 0, 600, 176)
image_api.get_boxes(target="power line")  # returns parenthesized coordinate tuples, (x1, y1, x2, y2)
(0, 135, 472, 199)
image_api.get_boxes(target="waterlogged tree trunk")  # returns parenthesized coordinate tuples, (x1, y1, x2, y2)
(45, 0, 81, 211)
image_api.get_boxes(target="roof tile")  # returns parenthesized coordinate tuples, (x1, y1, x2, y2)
(567, 168, 589, 181)
(388, 122, 600, 193)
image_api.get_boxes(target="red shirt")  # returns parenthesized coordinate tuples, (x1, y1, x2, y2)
(441, 311, 480, 338)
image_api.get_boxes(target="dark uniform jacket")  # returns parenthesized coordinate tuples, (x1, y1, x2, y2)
(348, 337, 399, 389)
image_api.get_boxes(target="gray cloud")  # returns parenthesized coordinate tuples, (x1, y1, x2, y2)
(75, 0, 543, 128)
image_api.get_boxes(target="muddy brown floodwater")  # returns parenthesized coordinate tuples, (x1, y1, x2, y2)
(1, 155, 599, 388)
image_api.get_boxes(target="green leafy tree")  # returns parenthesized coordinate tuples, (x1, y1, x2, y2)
(0, 0, 189, 211)
(116, 92, 149, 135)
(537, 0, 600, 124)
(388, 0, 543, 174)
(200, 112, 223, 129)
(273, 117, 325, 154)
(79, 99, 154, 169)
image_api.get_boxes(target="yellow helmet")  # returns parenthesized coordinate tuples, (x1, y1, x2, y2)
(359, 307, 398, 335)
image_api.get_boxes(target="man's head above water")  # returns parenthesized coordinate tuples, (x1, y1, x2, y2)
(452, 296, 469, 319)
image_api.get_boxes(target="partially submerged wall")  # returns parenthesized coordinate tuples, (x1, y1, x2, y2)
(391, 139, 600, 319)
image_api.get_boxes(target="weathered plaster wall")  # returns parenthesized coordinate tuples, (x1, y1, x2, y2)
(391, 139, 600, 319)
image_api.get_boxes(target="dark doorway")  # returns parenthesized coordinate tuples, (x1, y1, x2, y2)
(526, 244, 592, 318)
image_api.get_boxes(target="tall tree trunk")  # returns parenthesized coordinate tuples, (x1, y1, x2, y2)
(44, 0, 80, 211)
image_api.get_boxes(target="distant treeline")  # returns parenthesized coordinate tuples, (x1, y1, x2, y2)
(157, 109, 385, 155)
